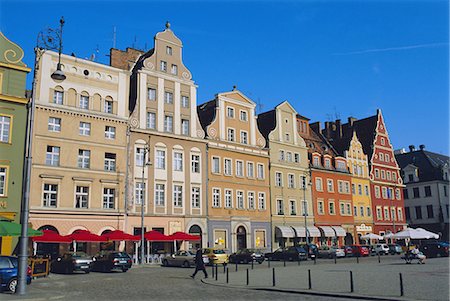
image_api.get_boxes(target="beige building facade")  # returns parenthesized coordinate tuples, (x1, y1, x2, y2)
(29, 50, 130, 254)
(258, 101, 314, 250)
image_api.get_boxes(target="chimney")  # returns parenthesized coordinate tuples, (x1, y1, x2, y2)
(348, 116, 357, 127)
(409, 145, 415, 152)
(324, 122, 332, 139)
(336, 119, 342, 138)
(310, 121, 321, 134)
(419, 144, 425, 150)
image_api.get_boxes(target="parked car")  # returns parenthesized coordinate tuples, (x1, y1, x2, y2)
(228, 248, 265, 264)
(162, 250, 196, 267)
(343, 246, 354, 257)
(374, 244, 390, 255)
(388, 244, 403, 255)
(265, 246, 308, 261)
(350, 245, 370, 257)
(419, 241, 449, 258)
(51, 252, 93, 274)
(92, 251, 132, 272)
(318, 246, 345, 258)
(298, 243, 319, 259)
(0, 256, 31, 293)
(201, 248, 229, 265)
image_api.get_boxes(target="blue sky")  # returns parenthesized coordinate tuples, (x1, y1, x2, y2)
(1, 0, 448, 154)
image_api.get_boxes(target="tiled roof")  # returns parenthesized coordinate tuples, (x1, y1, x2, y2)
(395, 149, 449, 182)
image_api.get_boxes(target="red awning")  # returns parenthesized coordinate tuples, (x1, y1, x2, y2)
(102, 230, 139, 241)
(144, 230, 172, 241)
(168, 231, 201, 241)
(32, 230, 72, 243)
(66, 230, 107, 242)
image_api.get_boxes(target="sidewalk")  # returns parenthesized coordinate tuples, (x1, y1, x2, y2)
(202, 256, 449, 301)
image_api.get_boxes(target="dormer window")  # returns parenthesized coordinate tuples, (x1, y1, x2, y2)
(171, 64, 178, 75)
(160, 61, 167, 72)
(166, 46, 172, 55)
(324, 159, 331, 169)
(313, 156, 320, 167)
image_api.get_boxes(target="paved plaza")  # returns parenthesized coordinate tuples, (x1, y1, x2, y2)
(1, 255, 448, 301)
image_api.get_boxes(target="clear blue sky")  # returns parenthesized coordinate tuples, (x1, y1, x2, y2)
(1, 0, 448, 154)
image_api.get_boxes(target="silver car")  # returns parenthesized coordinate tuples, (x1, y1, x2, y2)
(318, 246, 345, 258)
(162, 250, 196, 268)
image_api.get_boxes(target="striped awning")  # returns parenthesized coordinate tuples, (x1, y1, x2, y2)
(332, 226, 347, 237)
(319, 226, 336, 237)
(307, 226, 321, 237)
(291, 226, 306, 238)
(275, 226, 295, 238)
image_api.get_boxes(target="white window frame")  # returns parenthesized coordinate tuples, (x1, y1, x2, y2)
(227, 128, 235, 142)
(226, 106, 235, 118)
(236, 190, 244, 209)
(105, 126, 116, 139)
(103, 187, 115, 209)
(53, 90, 63, 104)
(0, 167, 6, 197)
(257, 164, 264, 179)
(48, 117, 61, 132)
(77, 149, 90, 169)
(104, 153, 116, 171)
(240, 131, 248, 144)
(236, 160, 244, 177)
(155, 183, 165, 206)
(135, 182, 145, 205)
(247, 162, 254, 178)
(164, 115, 173, 132)
(212, 156, 220, 174)
(173, 152, 183, 171)
(164, 91, 173, 104)
(46, 146, 60, 166)
(181, 119, 190, 136)
(147, 88, 156, 101)
(173, 185, 183, 207)
(0, 115, 11, 143)
(79, 95, 89, 109)
(191, 187, 200, 208)
(191, 154, 200, 173)
(181, 95, 189, 108)
(258, 192, 266, 210)
(225, 189, 232, 208)
(239, 110, 248, 121)
(156, 150, 166, 169)
(79, 122, 91, 136)
(75, 186, 89, 208)
(224, 158, 232, 176)
(248, 191, 255, 209)
(43, 183, 58, 207)
(213, 188, 221, 208)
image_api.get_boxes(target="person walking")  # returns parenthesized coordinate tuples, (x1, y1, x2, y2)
(190, 249, 208, 279)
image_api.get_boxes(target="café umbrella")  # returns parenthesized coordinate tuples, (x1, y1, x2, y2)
(144, 231, 173, 263)
(168, 232, 200, 252)
(360, 233, 383, 240)
(102, 230, 140, 263)
(66, 230, 107, 252)
(31, 229, 71, 256)
(0, 220, 42, 237)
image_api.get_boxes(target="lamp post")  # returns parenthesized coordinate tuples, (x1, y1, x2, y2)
(139, 142, 151, 264)
(303, 174, 309, 244)
(18, 17, 66, 295)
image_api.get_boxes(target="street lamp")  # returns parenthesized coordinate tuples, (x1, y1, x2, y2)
(139, 142, 151, 264)
(17, 17, 66, 295)
(302, 172, 311, 244)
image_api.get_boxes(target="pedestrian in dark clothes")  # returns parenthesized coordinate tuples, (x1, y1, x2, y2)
(190, 249, 208, 279)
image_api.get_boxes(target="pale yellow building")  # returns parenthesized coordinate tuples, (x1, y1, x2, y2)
(29, 50, 130, 254)
(258, 101, 315, 250)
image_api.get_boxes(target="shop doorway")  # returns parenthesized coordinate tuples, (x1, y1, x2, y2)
(188, 225, 202, 250)
(236, 226, 247, 250)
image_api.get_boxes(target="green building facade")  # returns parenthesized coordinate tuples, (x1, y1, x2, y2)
(0, 32, 30, 255)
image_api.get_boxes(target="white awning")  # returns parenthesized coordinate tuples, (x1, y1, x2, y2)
(319, 226, 336, 237)
(275, 226, 295, 238)
(291, 226, 306, 238)
(307, 226, 321, 237)
(332, 226, 347, 237)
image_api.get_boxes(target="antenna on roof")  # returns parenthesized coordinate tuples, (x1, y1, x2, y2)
(113, 26, 117, 49)
(132, 35, 137, 49)
(256, 97, 264, 114)
(88, 45, 99, 61)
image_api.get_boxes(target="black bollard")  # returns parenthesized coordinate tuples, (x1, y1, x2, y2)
(272, 268, 276, 286)
(399, 273, 404, 296)
(251, 260, 254, 270)
(223, 263, 226, 274)
(356, 254, 359, 264)
(226, 268, 229, 283)
(246, 269, 249, 285)
(215, 264, 218, 281)
(350, 271, 354, 292)
(308, 269, 312, 289)
(236, 261, 238, 272)
(378, 253, 381, 263)
(334, 254, 337, 264)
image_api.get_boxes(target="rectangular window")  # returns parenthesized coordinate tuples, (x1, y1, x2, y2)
(191, 154, 200, 173)
(147, 88, 156, 101)
(279, 150, 285, 161)
(105, 126, 116, 139)
(171, 64, 178, 75)
(247, 162, 254, 178)
(164, 91, 173, 104)
(354, 206, 357, 216)
(173, 185, 183, 207)
(365, 185, 369, 196)
(397, 208, 403, 221)
(258, 192, 266, 210)
(136, 148, 144, 167)
(46, 146, 60, 166)
(104, 153, 116, 171)
(166, 46, 172, 55)
(395, 188, 401, 200)
(288, 174, 295, 188)
(53, 90, 63, 104)
(225, 189, 232, 208)
(191, 187, 200, 208)
(276, 199, 284, 215)
(0, 167, 6, 196)
(358, 184, 362, 195)
(367, 207, 371, 217)
(391, 207, 397, 221)
(352, 184, 356, 194)
(318, 201, 324, 214)
(156, 150, 166, 169)
(227, 128, 235, 142)
(290, 200, 296, 215)
(227, 107, 234, 118)
(240, 110, 248, 121)
(48, 117, 61, 132)
(224, 159, 232, 176)
(104, 100, 113, 114)
(103, 188, 115, 209)
(181, 95, 189, 108)
(147, 112, 156, 129)
(181, 119, 190, 136)
(315, 178, 323, 191)
(327, 179, 334, 192)
(344, 182, 350, 194)
(79, 122, 91, 136)
(164, 116, 173, 132)
(75, 186, 89, 208)
(338, 181, 343, 193)
(79, 95, 89, 109)
(324, 159, 331, 169)
(160, 60, 167, 72)
(413, 187, 420, 198)
(384, 207, 390, 220)
(0, 116, 11, 143)
(257, 164, 264, 179)
(360, 206, 364, 217)
(346, 203, 351, 215)
(173, 152, 183, 171)
(237, 191, 244, 209)
(375, 186, 380, 198)
(340, 203, 345, 215)
(248, 192, 255, 209)
(302, 200, 308, 216)
(212, 157, 220, 173)
(427, 205, 434, 218)
(275, 172, 282, 187)
(376, 207, 382, 220)
(77, 149, 90, 169)
(405, 207, 410, 220)
(313, 156, 320, 167)
(294, 153, 300, 163)
(286, 152, 292, 162)
(336, 161, 346, 171)
(300, 176, 306, 189)
(236, 160, 243, 177)
(329, 201, 335, 215)
(213, 188, 221, 207)
(240, 131, 248, 144)
(382, 187, 387, 199)
(424, 186, 432, 197)
(155, 184, 165, 206)
(135, 182, 145, 205)
(43, 184, 58, 207)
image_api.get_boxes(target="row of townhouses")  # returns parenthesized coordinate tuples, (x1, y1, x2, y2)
(2, 24, 447, 256)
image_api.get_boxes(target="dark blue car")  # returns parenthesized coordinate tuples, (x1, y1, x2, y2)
(0, 256, 32, 293)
